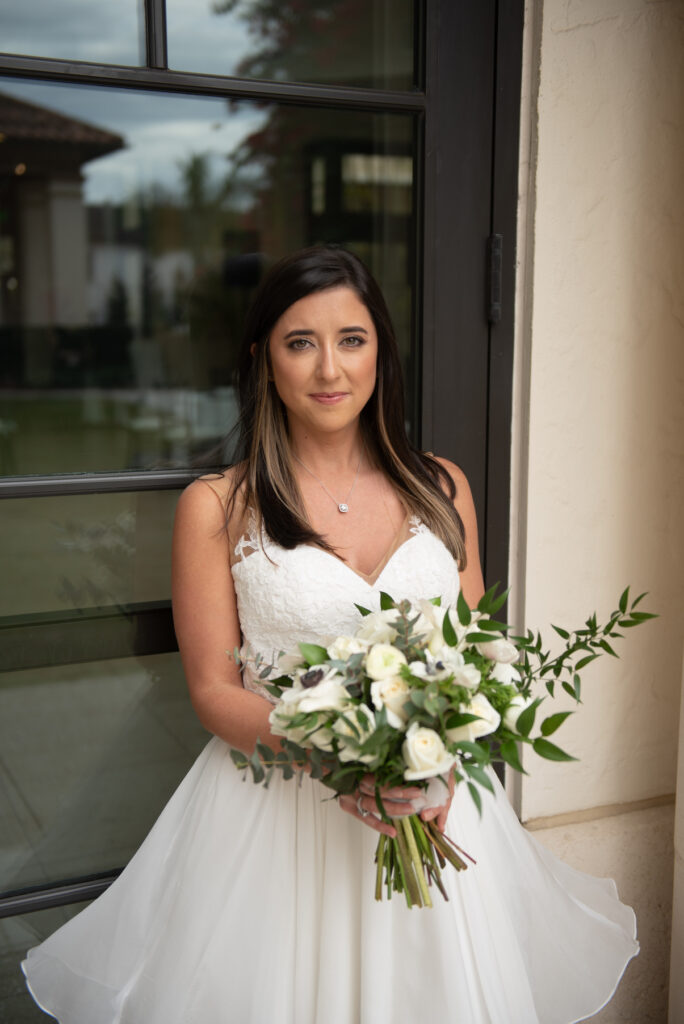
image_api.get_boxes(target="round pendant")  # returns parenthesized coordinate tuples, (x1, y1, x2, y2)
(338, 503, 349, 513)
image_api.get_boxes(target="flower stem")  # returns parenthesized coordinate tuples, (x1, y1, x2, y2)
(394, 825, 420, 907)
(374, 834, 387, 901)
(401, 815, 432, 909)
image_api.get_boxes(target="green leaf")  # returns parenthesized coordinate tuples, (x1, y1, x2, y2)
(442, 608, 458, 647)
(464, 631, 496, 644)
(561, 681, 577, 701)
(488, 586, 510, 615)
(551, 624, 570, 640)
(355, 603, 371, 617)
(445, 711, 481, 729)
(464, 763, 495, 795)
(264, 683, 284, 699)
(540, 711, 573, 736)
(298, 642, 328, 666)
(515, 700, 539, 738)
(430, 596, 442, 606)
(532, 737, 577, 762)
(631, 591, 648, 608)
(230, 748, 248, 770)
(249, 749, 265, 783)
(628, 611, 658, 622)
(380, 591, 395, 611)
(575, 654, 599, 671)
(452, 740, 488, 763)
(256, 740, 275, 762)
(467, 782, 483, 816)
(618, 587, 630, 613)
(598, 639, 618, 657)
(456, 589, 472, 626)
(474, 618, 509, 632)
(499, 739, 527, 774)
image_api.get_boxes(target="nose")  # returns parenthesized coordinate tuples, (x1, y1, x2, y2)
(316, 341, 341, 382)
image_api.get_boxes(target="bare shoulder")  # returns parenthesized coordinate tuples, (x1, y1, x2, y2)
(175, 466, 242, 536)
(431, 456, 475, 509)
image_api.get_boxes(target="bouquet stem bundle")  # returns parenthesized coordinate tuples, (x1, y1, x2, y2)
(375, 816, 471, 908)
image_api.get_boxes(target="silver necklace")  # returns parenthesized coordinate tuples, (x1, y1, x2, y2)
(293, 449, 363, 513)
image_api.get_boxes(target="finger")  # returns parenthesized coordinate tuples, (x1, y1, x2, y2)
(339, 794, 396, 837)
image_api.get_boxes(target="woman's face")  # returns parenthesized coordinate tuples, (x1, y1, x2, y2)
(267, 286, 378, 438)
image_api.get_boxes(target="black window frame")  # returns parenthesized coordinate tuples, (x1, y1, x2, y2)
(0, 0, 524, 916)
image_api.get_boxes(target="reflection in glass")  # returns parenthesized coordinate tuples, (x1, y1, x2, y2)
(1, 489, 178, 618)
(167, 0, 416, 90)
(0, 0, 143, 66)
(0, 78, 416, 476)
(0, 653, 207, 895)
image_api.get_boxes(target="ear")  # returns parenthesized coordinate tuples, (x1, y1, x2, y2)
(250, 342, 257, 357)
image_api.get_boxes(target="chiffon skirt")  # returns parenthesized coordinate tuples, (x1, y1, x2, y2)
(22, 736, 638, 1023)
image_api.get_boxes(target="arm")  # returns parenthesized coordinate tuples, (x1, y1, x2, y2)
(434, 457, 486, 608)
(171, 478, 282, 756)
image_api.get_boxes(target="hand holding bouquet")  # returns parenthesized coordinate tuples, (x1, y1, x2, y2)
(231, 586, 655, 908)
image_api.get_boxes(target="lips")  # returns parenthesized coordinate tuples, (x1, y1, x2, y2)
(310, 392, 348, 404)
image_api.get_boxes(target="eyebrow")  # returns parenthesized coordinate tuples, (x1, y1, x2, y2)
(282, 326, 369, 339)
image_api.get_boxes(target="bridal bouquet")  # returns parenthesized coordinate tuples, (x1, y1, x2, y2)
(231, 586, 654, 908)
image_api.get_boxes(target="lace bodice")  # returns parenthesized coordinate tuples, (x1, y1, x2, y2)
(231, 515, 461, 700)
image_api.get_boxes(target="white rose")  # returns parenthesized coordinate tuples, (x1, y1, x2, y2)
(303, 724, 336, 752)
(327, 635, 369, 661)
(365, 643, 408, 681)
(502, 693, 534, 732)
(446, 692, 501, 744)
(413, 600, 446, 640)
(281, 675, 351, 714)
(277, 649, 306, 674)
(356, 610, 399, 645)
(333, 706, 377, 764)
(370, 676, 411, 729)
(451, 664, 482, 690)
(402, 722, 458, 781)
(476, 637, 519, 664)
(490, 661, 522, 686)
(268, 702, 310, 745)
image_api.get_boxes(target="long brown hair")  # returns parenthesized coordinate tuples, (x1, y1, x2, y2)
(226, 245, 467, 567)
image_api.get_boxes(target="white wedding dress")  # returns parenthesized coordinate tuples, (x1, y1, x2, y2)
(22, 515, 638, 1023)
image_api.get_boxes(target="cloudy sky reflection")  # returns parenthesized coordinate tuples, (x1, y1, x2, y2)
(0, 77, 267, 205)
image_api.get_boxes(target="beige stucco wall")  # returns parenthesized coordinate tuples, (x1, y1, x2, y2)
(512, 0, 684, 823)
(512, 3, 684, 1018)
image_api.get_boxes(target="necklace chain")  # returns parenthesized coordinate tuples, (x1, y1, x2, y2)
(293, 449, 363, 513)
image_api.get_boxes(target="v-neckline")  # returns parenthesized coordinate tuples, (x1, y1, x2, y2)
(304, 514, 415, 588)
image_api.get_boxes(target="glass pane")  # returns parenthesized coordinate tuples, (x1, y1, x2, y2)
(0, 78, 418, 476)
(0, 0, 143, 66)
(2, 490, 177, 618)
(0, 652, 208, 895)
(167, 0, 416, 89)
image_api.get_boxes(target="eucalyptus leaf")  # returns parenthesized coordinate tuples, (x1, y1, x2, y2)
(380, 591, 395, 611)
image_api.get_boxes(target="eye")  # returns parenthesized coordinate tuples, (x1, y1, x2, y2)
(340, 335, 366, 347)
(287, 337, 313, 351)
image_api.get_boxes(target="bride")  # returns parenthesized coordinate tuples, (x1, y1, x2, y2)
(23, 246, 637, 1023)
